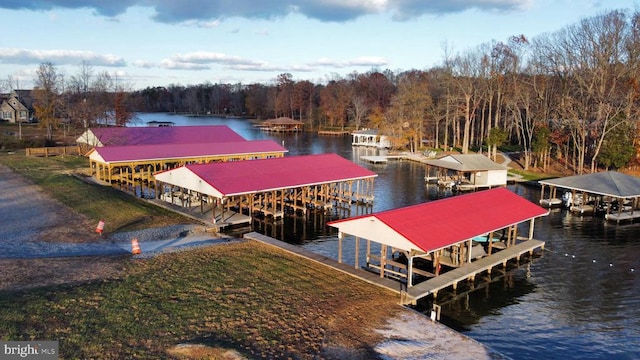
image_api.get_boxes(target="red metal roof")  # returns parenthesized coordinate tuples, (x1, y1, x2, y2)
(182, 153, 377, 196)
(90, 140, 287, 163)
(89, 125, 245, 146)
(329, 188, 548, 253)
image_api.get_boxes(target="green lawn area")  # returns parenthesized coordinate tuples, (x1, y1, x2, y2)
(0, 153, 192, 232)
(0, 152, 401, 358)
(0, 242, 398, 358)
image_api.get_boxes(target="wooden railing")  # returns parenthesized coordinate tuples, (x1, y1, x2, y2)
(25, 146, 83, 157)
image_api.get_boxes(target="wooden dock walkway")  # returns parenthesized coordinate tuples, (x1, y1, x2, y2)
(243, 232, 405, 294)
(605, 211, 640, 223)
(244, 232, 544, 306)
(403, 239, 545, 305)
(360, 155, 402, 164)
(318, 130, 350, 136)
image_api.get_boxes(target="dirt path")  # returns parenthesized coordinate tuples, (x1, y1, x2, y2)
(0, 165, 211, 291)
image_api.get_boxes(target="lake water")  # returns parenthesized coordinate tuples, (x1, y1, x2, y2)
(137, 113, 640, 360)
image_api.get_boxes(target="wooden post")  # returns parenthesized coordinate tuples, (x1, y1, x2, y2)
(354, 236, 359, 269)
(528, 218, 535, 240)
(488, 231, 494, 255)
(338, 231, 343, 263)
(408, 256, 414, 287)
(366, 239, 371, 267)
(212, 198, 217, 224)
(380, 245, 387, 278)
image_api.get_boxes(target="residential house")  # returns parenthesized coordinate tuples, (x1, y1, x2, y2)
(0, 90, 34, 123)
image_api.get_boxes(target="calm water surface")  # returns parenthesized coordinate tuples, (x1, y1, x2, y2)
(138, 113, 640, 360)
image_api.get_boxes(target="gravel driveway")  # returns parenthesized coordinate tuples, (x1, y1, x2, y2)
(0, 164, 232, 291)
(0, 165, 223, 259)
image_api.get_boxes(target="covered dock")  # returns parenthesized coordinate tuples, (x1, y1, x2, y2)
(153, 153, 377, 230)
(87, 140, 287, 195)
(76, 125, 246, 147)
(256, 117, 304, 132)
(351, 129, 391, 149)
(423, 154, 507, 191)
(328, 188, 548, 304)
(538, 171, 640, 222)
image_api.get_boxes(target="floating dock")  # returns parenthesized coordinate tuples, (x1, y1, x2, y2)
(605, 211, 640, 223)
(360, 155, 402, 163)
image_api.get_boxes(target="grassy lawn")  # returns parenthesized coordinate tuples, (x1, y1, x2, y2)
(508, 168, 559, 182)
(0, 242, 399, 359)
(0, 153, 193, 232)
(0, 152, 402, 358)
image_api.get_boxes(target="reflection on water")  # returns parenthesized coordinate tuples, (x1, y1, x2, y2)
(137, 113, 640, 360)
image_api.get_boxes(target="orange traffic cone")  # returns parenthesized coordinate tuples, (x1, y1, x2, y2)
(131, 238, 141, 255)
(96, 220, 105, 235)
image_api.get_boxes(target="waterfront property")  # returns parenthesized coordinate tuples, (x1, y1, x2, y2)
(87, 140, 287, 194)
(538, 171, 640, 222)
(256, 117, 304, 132)
(423, 154, 508, 191)
(76, 125, 246, 148)
(153, 153, 377, 229)
(0, 90, 34, 123)
(328, 188, 548, 304)
(351, 129, 391, 149)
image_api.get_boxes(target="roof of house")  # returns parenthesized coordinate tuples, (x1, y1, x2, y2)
(88, 140, 288, 163)
(154, 153, 377, 198)
(78, 125, 246, 146)
(538, 171, 640, 198)
(328, 188, 548, 254)
(423, 154, 507, 171)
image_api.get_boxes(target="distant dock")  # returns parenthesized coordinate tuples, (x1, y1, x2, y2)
(318, 130, 350, 136)
(360, 155, 402, 163)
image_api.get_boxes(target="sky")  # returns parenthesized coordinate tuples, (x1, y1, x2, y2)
(0, 0, 638, 90)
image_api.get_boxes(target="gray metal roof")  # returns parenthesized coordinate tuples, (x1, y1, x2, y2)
(351, 128, 380, 136)
(424, 154, 507, 171)
(538, 171, 640, 198)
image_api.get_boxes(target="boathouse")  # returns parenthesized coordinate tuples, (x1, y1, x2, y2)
(328, 188, 548, 304)
(538, 171, 640, 222)
(351, 129, 391, 149)
(153, 153, 377, 229)
(256, 117, 304, 132)
(76, 125, 245, 148)
(423, 154, 507, 191)
(87, 140, 287, 194)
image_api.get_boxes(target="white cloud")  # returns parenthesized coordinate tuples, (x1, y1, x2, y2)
(179, 19, 221, 28)
(160, 59, 210, 70)
(0, 48, 126, 67)
(132, 60, 155, 68)
(308, 56, 388, 68)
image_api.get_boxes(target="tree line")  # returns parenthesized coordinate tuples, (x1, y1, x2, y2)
(11, 9, 640, 174)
